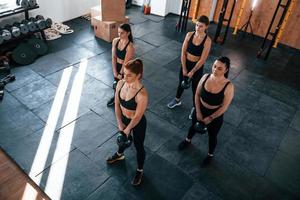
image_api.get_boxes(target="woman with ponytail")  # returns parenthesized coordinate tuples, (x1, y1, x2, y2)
(178, 57, 234, 165)
(107, 23, 135, 106)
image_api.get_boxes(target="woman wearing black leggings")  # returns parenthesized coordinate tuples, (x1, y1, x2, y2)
(107, 59, 148, 186)
(178, 57, 234, 165)
(167, 15, 211, 119)
(107, 23, 135, 106)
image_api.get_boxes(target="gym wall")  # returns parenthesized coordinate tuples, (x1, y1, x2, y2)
(190, 0, 300, 49)
(213, 0, 300, 49)
(30, 0, 99, 23)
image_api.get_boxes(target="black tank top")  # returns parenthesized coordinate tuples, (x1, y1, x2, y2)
(187, 32, 207, 57)
(116, 39, 130, 60)
(200, 74, 230, 106)
(119, 82, 144, 110)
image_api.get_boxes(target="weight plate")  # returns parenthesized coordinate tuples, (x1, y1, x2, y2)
(27, 38, 48, 56)
(12, 43, 37, 65)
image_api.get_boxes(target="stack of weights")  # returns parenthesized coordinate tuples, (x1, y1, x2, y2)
(91, 0, 130, 42)
(17, 0, 37, 9)
(9, 15, 53, 65)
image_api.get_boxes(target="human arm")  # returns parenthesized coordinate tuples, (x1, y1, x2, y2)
(195, 74, 209, 121)
(181, 32, 193, 76)
(112, 38, 119, 79)
(114, 80, 126, 131)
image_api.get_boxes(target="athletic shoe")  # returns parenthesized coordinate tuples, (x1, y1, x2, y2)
(188, 107, 195, 120)
(107, 97, 115, 107)
(106, 152, 125, 164)
(202, 155, 213, 166)
(178, 139, 191, 150)
(131, 170, 143, 186)
(167, 98, 182, 109)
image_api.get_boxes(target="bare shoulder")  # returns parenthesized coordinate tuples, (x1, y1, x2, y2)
(136, 87, 148, 101)
(112, 37, 120, 45)
(206, 36, 212, 44)
(225, 81, 234, 93)
(116, 79, 125, 91)
(185, 31, 193, 39)
(128, 42, 135, 50)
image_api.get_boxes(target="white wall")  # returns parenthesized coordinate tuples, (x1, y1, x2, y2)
(132, 0, 144, 6)
(151, 0, 181, 17)
(30, 0, 99, 23)
(167, 0, 181, 15)
(151, 0, 168, 16)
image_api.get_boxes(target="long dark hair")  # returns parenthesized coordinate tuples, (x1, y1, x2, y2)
(197, 15, 209, 26)
(217, 56, 230, 78)
(119, 23, 133, 43)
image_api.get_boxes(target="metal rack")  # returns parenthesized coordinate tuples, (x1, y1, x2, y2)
(257, 0, 294, 60)
(214, 0, 236, 45)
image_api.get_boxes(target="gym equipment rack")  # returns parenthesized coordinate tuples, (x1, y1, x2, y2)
(257, 0, 294, 60)
(214, 0, 236, 45)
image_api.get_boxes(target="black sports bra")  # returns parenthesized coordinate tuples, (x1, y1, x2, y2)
(187, 32, 207, 57)
(116, 39, 130, 60)
(119, 82, 144, 110)
(200, 74, 230, 106)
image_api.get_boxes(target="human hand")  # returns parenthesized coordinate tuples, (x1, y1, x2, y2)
(203, 117, 213, 125)
(187, 71, 194, 79)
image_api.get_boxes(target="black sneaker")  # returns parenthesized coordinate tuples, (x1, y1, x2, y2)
(131, 170, 143, 186)
(178, 139, 191, 150)
(106, 152, 125, 164)
(107, 97, 115, 107)
(202, 155, 213, 166)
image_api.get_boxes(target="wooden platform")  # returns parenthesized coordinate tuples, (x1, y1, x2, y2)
(0, 148, 50, 200)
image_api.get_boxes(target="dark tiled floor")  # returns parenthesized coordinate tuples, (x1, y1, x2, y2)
(1, 6, 300, 200)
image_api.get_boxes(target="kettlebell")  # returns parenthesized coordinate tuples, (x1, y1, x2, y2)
(181, 77, 192, 89)
(116, 131, 132, 149)
(194, 121, 207, 135)
(112, 80, 117, 90)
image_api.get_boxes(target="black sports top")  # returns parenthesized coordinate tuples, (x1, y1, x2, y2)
(187, 32, 207, 57)
(119, 82, 144, 110)
(200, 74, 230, 106)
(116, 39, 130, 60)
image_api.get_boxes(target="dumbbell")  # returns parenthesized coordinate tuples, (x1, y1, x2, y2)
(194, 121, 207, 135)
(0, 60, 11, 75)
(4, 24, 21, 38)
(28, 17, 47, 30)
(21, 19, 37, 32)
(0, 28, 12, 41)
(181, 76, 192, 89)
(36, 15, 53, 28)
(0, 90, 4, 101)
(0, 34, 3, 45)
(13, 22, 29, 34)
(112, 80, 117, 90)
(17, 0, 36, 8)
(116, 131, 133, 149)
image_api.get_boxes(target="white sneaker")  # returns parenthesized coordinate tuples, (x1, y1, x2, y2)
(188, 107, 195, 120)
(167, 98, 181, 109)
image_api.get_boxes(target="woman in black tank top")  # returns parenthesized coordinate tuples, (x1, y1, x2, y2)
(178, 57, 234, 165)
(167, 15, 212, 119)
(107, 23, 135, 107)
(107, 59, 148, 186)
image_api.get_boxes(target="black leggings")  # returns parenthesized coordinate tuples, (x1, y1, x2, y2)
(176, 59, 203, 106)
(118, 114, 147, 170)
(113, 62, 122, 82)
(187, 102, 223, 154)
